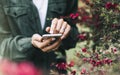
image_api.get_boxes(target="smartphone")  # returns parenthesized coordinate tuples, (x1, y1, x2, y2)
(42, 34, 62, 39)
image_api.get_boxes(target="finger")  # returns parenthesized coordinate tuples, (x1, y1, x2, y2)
(56, 19, 64, 32)
(52, 44, 60, 51)
(61, 25, 71, 39)
(32, 34, 42, 42)
(42, 39, 61, 52)
(32, 40, 42, 48)
(31, 40, 39, 48)
(47, 44, 60, 52)
(50, 18, 58, 33)
(45, 27, 50, 33)
(33, 38, 52, 49)
(59, 22, 67, 34)
(40, 38, 52, 49)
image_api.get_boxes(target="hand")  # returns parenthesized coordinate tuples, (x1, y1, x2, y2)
(46, 18, 71, 39)
(31, 34, 61, 52)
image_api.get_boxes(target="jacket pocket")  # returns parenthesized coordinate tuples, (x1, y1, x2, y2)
(49, 1, 67, 15)
(3, 6, 28, 18)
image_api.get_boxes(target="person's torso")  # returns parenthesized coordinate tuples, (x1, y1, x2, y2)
(1, 0, 67, 37)
(0, 0, 68, 73)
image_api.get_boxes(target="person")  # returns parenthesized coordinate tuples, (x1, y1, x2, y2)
(0, 0, 79, 74)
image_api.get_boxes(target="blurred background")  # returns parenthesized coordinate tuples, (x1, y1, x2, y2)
(66, 0, 120, 75)
(0, 0, 120, 75)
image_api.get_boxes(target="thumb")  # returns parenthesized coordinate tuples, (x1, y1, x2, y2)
(32, 34, 42, 42)
(45, 27, 51, 33)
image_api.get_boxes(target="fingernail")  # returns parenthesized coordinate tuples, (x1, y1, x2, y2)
(52, 38, 56, 41)
(50, 30, 53, 34)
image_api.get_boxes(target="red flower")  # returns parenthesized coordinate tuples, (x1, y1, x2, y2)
(107, 59, 113, 65)
(81, 16, 91, 22)
(95, 61, 102, 66)
(81, 68, 86, 74)
(103, 58, 113, 65)
(82, 48, 87, 53)
(90, 59, 97, 67)
(105, 2, 113, 9)
(82, 58, 88, 62)
(112, 24, 120, 29)
(78, 33, 86, 40)
(68, 61, 75, 67)
(105, 2, 118, 9)
(112, 3, 118, 8)
(56, 62, 67, 70)
(113, 48, 117, 52)
(94, 53, 99, 60)
(71, 70, 76, 75)
(70, 13, 79, 19)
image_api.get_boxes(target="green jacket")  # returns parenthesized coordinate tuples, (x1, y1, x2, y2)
(0, 0, 78, 71)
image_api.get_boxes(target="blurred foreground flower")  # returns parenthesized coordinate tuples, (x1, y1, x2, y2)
(0, 60, 42, 75)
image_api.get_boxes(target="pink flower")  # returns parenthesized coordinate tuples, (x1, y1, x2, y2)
(113, 48, 117, 52)
(0, 60, 42, 75)
(111, 48, 117, 53)
(82, 48, 87, 53)
(18, 62, 41, 75)
(0, 61, 18, 75)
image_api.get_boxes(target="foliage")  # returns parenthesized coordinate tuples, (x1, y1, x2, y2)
(78, 0, 120, 50)
(53, 0, 120, 75)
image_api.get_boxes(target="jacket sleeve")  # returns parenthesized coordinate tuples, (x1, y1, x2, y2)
(0, 5, 34, 61)
(60, 0, 79, 50)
